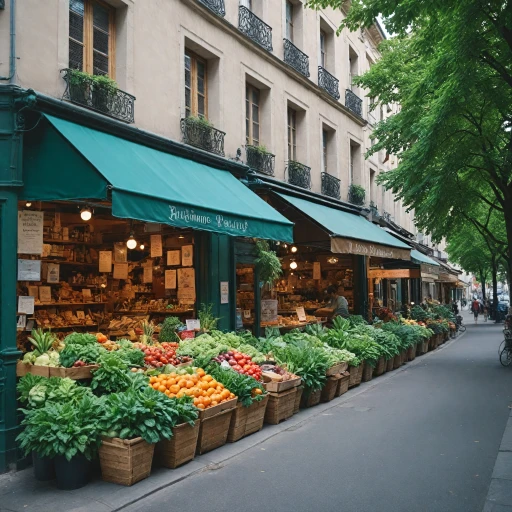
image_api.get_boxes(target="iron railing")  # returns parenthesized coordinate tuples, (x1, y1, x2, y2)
(318, 67, 340, 100)
(197, 0, 225, 17)
(348, 184, 366, 206)
(246, 145, 275, 176)
(287, 161, 311, 189)
(321, 172, 341, 199)
(180, 118, 225, 156)
(61, 69, 135, 123)
(283, 39, 310, 77)
(345, 89, 363, 117)
(238, 6, 273, 52)
(369, 201, 380, 218)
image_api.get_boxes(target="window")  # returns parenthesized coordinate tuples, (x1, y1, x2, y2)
(246, 84, 260, 146)
(349, 141, 360, 184)
(319, 30, 326, 68)
(322, 129, 328, 172)
(287, 108, 297, 161)
(69, 0, 115, 76)
(240, 0, 252, 8)
(185, 50, 207, 118)
(349, 46, 358, 91)
(370, 169, 376, 204)
(285, 1, 294, 41)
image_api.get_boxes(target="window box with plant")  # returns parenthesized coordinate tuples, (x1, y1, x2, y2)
(62, 68, 136, 123)
(180, 116, 226, 156)
(246, 145, 276, 176)
(348, 184, 366, 206)
(287, 160, 312, 189)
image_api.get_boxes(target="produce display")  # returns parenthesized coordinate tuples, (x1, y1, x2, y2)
(135, 342, 191, 368)
(212, 350, 262, 380)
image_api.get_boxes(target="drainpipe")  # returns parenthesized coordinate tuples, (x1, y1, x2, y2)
(0, 0, 16, 82)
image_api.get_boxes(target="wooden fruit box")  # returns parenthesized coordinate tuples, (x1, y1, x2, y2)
(335, 372, 350, 397)
(264, 388, 296, 425)
(393, 354, 401, 369)
(326, 362, 348, 376)
(293, 385, 303, 414)
(348, 363, 364, 388)
(156, 420, 200, 469)
(196, 408, 234, 455)
(16, 362, 50, 378)
(300, 388, 321, 408)
(50, 365, 99, 379)
(99, 436, 154, 486)
(198, 397, 238, 420)
(263, 375, 301, 393)
(408, 345, 416, 361)
(227, 395, 269, 443)
(321, 375, 341, 403)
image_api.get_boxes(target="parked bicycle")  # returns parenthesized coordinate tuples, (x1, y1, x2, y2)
(456, 314, 466, 333)
(499, 315, 512, 367)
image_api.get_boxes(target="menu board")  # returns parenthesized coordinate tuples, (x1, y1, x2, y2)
(261, 299, 278, 323)
(18, 211, 44, 255)
(114, 243, 127, 263)
(150, 234, 163, 257)
(143, 266, 153, 284)
(165, 269, 176, 289)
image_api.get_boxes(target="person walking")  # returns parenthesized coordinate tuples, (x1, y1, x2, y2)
(483, 300, 489, 322)
(472, 298, 480, 324)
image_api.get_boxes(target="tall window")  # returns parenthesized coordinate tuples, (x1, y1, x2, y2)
(69, 0, 115, 76)
(322, 129, 328, 172)
(287, 108, 297, 161)
(319, 30, 326, 68)
(246, 84, 260, 146)
(185, 50, 207, 118)
(240, 0, 252, 8)
(285, 1, 294, 41)
(349, 47, 358, 91)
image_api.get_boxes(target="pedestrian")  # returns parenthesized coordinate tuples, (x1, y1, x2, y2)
(472, 297, 480, 324)
(483, 302, 489, 322)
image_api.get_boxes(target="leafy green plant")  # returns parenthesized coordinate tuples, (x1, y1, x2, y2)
(348, 184, 366, 206)
(159, 316, 184, 342)
(59, 342, 106, 368)
(27, 329, 56, 355)
(184, 115, 213, 128)
(255, 240, 282, 285)
(63, 332, 98, 346)
(198, 303, 219, 332)
(67, 69, 118, 94)
(90, 352, 132, 395)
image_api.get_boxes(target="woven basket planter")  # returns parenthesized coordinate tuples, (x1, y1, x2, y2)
(393, 354, 402, 369)
(362, 362, 374, 382)
(401, 350, 408, 364)
(300, 388, 322, 408)
(293, 385, 303, 414)
(265, 388, 296, 425)
(386, 357, 394, 372)
(99, 437, 154, 486)
(373, 357, 386, 377)
(156, 421, 199, 469)
(321, 375, 341, 402)
(335, 372, 350, 397)
(407, 345, 416, 361)
(196, 408, 235, 455)
(227, 395, 269, 443)
(348, 363, 364, 388)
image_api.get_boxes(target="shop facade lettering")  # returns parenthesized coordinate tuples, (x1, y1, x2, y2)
(169, 205, 249, 234)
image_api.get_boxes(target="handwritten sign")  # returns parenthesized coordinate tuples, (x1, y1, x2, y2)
(82, 288, 92, 300)
(114, 243, 128, 263)
(113, 262, 128, 280)
(167, 251, 180, 266)
(182, 245, 193, 267)
(186, 319, 201, 331)
(261, 299, 278, 323)
(47, 263, 60, 283)
(220, 281, 229, 304)
(18, 296, 35, 315)
(177, 268, 195, 300)
(99, 251, 112, 273)
(28, 286, 38, 299)
(18, 211, 44, 254)
(150, 234, 163, 258)
(39, 286, 52, 303)
(296, 307, 307, 322)
(18, 259, 41, 281)
(165, 269, 176, 289)
(143, 266, 153, 284)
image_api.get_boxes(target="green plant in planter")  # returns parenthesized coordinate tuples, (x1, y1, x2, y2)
(348, 184, 366, 206)
(67, 69, 118, 93)
(198, 303, 219, 332)
(255, 240, 282, 285)
(159, 316, 184, 342)
(184, 115, 213, 128)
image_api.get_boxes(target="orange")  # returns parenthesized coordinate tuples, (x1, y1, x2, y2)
(152, 383, 159, 390)
(185, 380, 194, 389)
(158, 385, 166, 393)
(196, 369, 205, 377)
(206, 388, 215, 396)
(164, 390, 170, 396)
(210, 400, 218, 407)
(176, 390, 186, 398)
(197, 403, 205, 409)
(204, 375, 213, 382)
(202, 396, 211, 407)
(149, 376, 157, 384)
(168, 393, 176, 398)
(169, 385, 179, 394)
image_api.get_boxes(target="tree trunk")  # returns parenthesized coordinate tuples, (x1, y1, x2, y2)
(492, 256, 499, 322)
(480, 270, 486, 301)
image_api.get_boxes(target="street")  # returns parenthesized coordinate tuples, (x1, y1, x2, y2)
(123, 316, 512, 512)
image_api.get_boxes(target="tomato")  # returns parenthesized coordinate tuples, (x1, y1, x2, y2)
(234, 353, 243, 361)
(238, 359, 246, 366)
(229, 360, 237, 366)
(233, 364, 242, 371)
(161, 357, 168, 364)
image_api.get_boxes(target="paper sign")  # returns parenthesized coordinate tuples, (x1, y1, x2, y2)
(113, 262, 129, 280)
(18, 259, 41, 281)
(181, 245, 193, 267)
(296, 307, 307, 322)
(150, 234, 163, 257)
(243, 309, 251, 319)
(26, 319, 34, 331)
(236, 309, 243, 329)
(313, 262, 321, 280)
(18, 296, 35, 315)
(28, 286, 38, 299)
(76, 311, 85, 319)
(17, 315, 27, 329)
(47, 263, 60, 283)
(220, 281, 229, 304)
(186, 319, 201, 331)
(99, 251, 112, 273)
(261, 299, 278, 323)
(143, 266, 153, 284)
(39, 286, 52, 303)
(167, 251, 181, 266)
(18, 211, 44, 255)
(165, 269, 177, 289)
(82, 288, 92, 300)
(177, 268, 196, 300)
(114, 243, 127, 263)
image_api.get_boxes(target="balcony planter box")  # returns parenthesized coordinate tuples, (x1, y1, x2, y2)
(246, 145, 275, 176)
(156, 421, 200, 469)
(181, 117, 225, 156)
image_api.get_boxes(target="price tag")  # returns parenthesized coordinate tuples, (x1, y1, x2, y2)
(296, 307, 307, 322)
(82, 288, 92, 300)
(186, 319, 201, 331)
(39, 286, 52, 303)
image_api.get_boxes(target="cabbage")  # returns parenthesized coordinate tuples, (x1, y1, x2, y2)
(48, 351, 60, 367)
(34, 353, 51, 366)
(22, 351, 36, 364)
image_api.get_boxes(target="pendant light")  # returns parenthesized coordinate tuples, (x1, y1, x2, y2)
(126, 232, 137, 249)
(291, 246, 298, 253)
(80, 206, 92, 221)
(25, 202, 32, 207)
(139, 243, 145, 250)
(290, 260, 298, 270)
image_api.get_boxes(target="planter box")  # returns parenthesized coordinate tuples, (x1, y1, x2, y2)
(300, 388, 321, 408)
(407, 345, 416, 361)
(401, 350, 408, 365)
(393, 354, 402, 369)
(156, 421, 199, 469)
(227, 395, 269, 443)
(263, 375, 301, 393)
(335, 372, 350, 397)
(326, 362, 348, 376)
(386, 358, 394, 372)
(198, 397, 238, 420)
(196, 408, 234, 455)
(50, 365, 99, 379)
(373, 357, 386, 377)
(348, 363, 364, 388)
(265, 388, 296, 424)
(99, 437, 154, 486)
(321, 375, 341, 402)
(362, 362, 374, 382)
(293, 385, 303, 414)
(419, 341, 429, 354)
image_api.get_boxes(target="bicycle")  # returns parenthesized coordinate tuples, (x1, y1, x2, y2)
(499, 329, 512, 367)
(456, 315, 466, 333)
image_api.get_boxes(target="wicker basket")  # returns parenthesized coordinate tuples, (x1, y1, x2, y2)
(300, 388, 321, 408)
(99, 437, 154, 486)
(373, 357, 386, 377)
(196, 408, 234, 455)
(401, 350, 408, 365)
(348, 363, 363, 388)
(156, 421, 200, 469)
(386, 357, 394, 372)
(227, 395, 269, 443)
(264, 388, 296, 425)
(335, 372, 350, 397)
(362, 362, 374, 382)
(321, 375, 341, 402)
(407, 345, 416, 361)
(293, 386, 303, 414)
(393, 354, 401, 369)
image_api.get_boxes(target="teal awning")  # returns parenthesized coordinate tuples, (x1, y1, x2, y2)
(411, 250, 439, 266)
(276, 193, 411, 260)
(22, 115, 293, 242)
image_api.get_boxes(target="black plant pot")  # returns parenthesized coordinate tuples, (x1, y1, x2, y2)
(32, 452, 55, 481)
(54, 454, 91, 490)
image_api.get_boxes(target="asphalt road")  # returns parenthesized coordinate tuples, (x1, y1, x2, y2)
(124, 315, 512, 512)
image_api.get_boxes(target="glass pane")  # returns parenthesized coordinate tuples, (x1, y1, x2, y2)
(93, 27, 109, 55)
(185, 67, 191, 88)
(197, 76, 205, 95)
(93, 51, 109, 75)
(69, 39, 84, 70)
(246, 98, 250, 119)
(69, 11, 84, 43)
(246, 119, 250, 143)
(253, 123, 259, 143)
(93, 2, 110, 31)
(185, 54, 191, 71)
(252, 88, 259, 105)
(70, 0, 85, 16)
(198, 95, 205, 116)
(252, 104, 259, 123)
(185, 87, 191, 109)
(197, 60, 206, 80)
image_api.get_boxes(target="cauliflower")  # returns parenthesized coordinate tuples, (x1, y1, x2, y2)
(34, 353, 51, 366)
(48, 351, 60, 367)
(22, 351, 36, 364)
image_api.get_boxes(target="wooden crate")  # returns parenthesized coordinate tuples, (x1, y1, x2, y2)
(392, 354, 401, 369)
(300, 388, 321, 408)
(263, 375, 301, 393)
(335, 372, 350, 397)
(198, 397, 238, 420)
(348, 363, 363, 388)
(196, 408, 234, 455)
(408, 345, 416, 361)
(401, 350, 408, 365)
(373, 357, 386, 377)
(264, 388, 296, 425)
(50, 365, 99, 379)
(16, 362, 50, 378)
(321, 375, 341, 402)
(99, 437, 154, 486)
(227, 395, 269, 443)
(326, 362, 348, 376)
(156, 421, 199, 469)
(386, 358, 394, 372)
(293, 385, 303, 414)
(362, 362, 374, 382)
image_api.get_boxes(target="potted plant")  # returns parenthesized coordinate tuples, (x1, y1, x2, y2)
(66, 69, 118, 114)
(16, 395, 102, 489)
(246, 144, 275, 175)
(182, 115, 215, 151)
(348, 184, 366, 206)
(255, 241, 282, 286)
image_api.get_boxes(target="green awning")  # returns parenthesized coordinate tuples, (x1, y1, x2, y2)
(411, 250, 439, 266)
(22, 115, 293, 242)
(276, 193, 411, 260)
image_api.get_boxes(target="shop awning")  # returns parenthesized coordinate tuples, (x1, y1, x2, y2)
(22, 115, 293, 242)
(411, 250, 439, 266)
(276, 193, 411, 260)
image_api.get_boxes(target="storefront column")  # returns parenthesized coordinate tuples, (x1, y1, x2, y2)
(354, 255, 369, 320)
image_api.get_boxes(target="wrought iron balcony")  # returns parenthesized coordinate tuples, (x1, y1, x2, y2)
(61, 69, 135, 123)
(369, 201, 380, 218)
(180, 117, 225, 156)
(348, 184, 366, 206)
(246, 145, 275, 176)
(238, 6, 273, 52)
(197, 0, 225, 17)
(318, 67, 340, 100)
(345, 89, 363, 117)
(287, 161, 311, 189)
(283, 39, 310, 78)
(321, 172, 341, 199)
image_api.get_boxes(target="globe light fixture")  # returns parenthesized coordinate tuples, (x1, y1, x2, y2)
(290, 260, 298, 270)
(80, 207, 92, 221)
(126, 232, 137, 249)
(291, 246, 298, 253)
(139, 243, 145, 250)
(25, 202, 32, 207)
